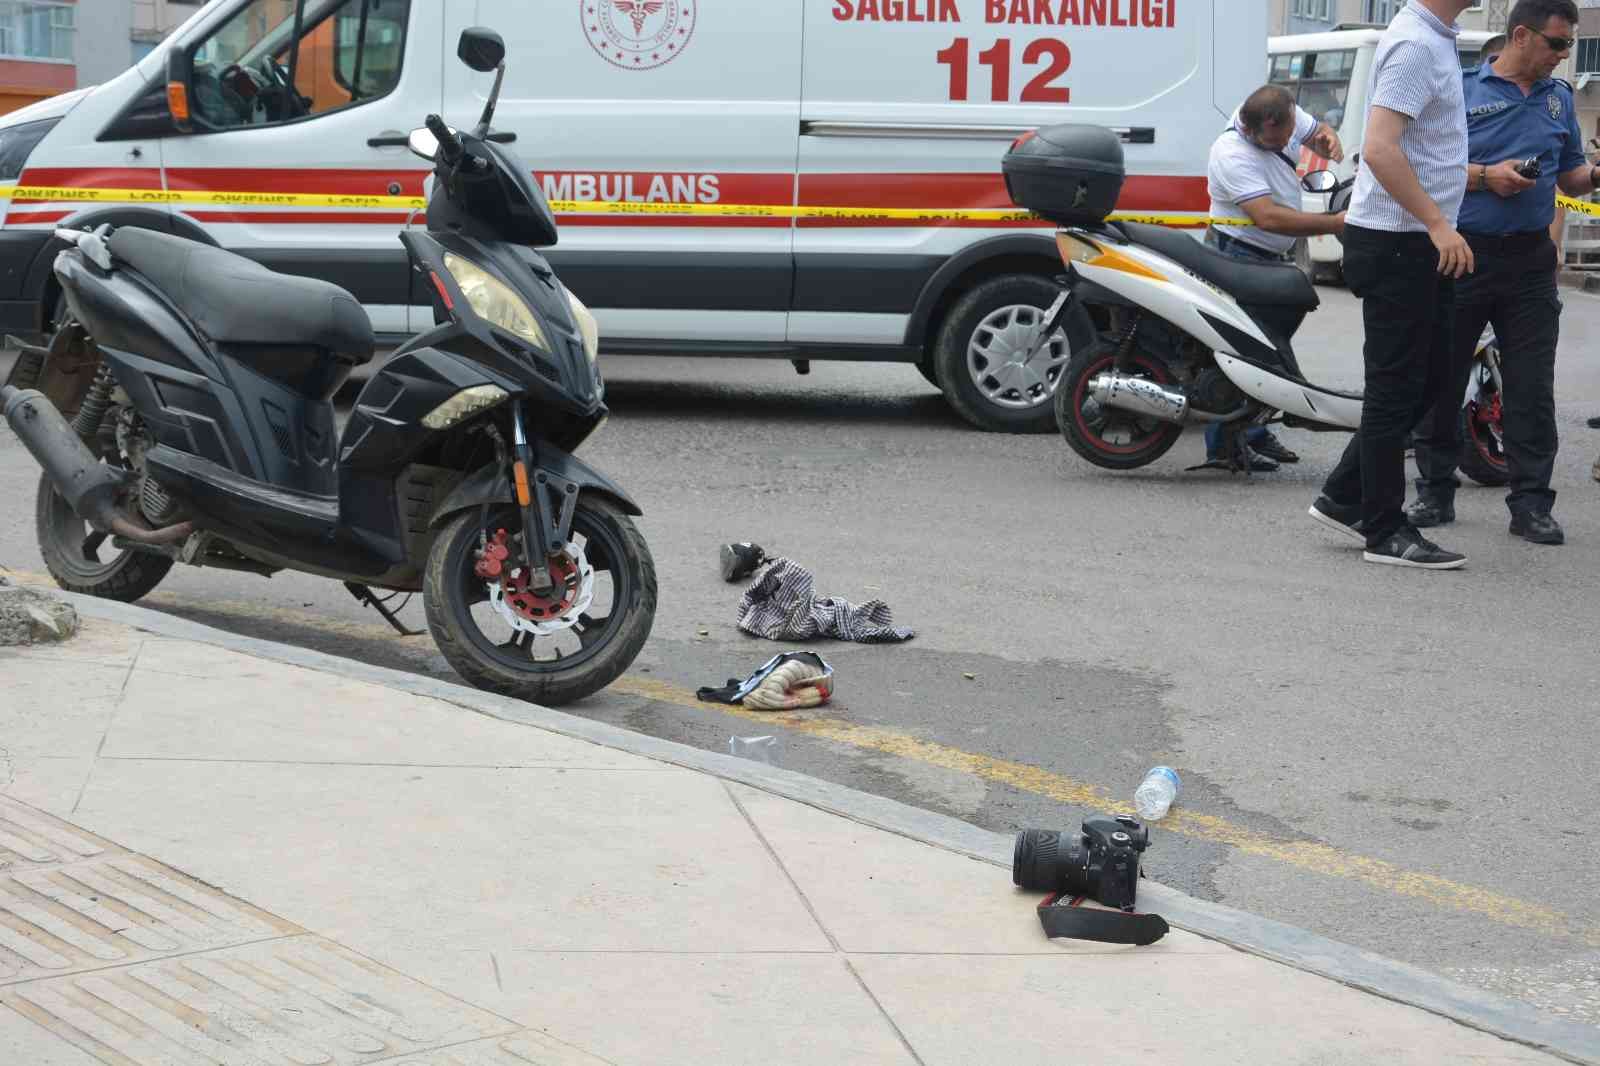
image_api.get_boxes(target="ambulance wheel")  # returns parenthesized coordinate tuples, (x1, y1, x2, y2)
(932, 273, 1092, 433)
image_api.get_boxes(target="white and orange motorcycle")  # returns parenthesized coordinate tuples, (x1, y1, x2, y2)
(1004, 124, 1508, 484)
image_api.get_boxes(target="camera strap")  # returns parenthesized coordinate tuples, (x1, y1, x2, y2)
(1037, 893, 1169, 946)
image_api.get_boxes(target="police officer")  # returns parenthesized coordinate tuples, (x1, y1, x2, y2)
(1408, 0, 1596, 545)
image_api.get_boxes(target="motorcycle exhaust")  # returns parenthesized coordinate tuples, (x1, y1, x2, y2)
(1, 385, 192, 546)
(1086, 371, 1189, 424)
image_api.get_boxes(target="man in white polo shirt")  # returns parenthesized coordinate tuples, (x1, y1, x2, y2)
(1305, 0, 1476, 570)
(1204, 84, 1346, 471)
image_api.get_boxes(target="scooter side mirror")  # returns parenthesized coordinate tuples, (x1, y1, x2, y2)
(1301, 169, 1338, 193)
(408, 127, 442, 161)
(458, 28, 506, 73)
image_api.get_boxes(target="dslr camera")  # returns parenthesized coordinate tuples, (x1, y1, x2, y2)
(1012, 814, 1150, 911)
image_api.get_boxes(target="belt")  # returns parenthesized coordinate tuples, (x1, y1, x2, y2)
(1461, 229, 1550, 253)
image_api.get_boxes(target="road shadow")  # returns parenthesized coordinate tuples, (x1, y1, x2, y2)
(600, 376, 969, 431)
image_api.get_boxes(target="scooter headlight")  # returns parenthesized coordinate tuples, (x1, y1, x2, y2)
(565, 287, 600, 365)
(421, 384, 510, 430)
(443, 253, 549, 351)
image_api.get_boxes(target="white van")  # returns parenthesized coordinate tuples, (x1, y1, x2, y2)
(0, 0, 1264, 431)
(1267, 26, 1494, 280)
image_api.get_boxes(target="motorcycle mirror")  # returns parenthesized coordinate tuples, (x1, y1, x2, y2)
(408, 127, 441, 161)
(1301, 169, 1338, 193)
(457, 28, 506, 73)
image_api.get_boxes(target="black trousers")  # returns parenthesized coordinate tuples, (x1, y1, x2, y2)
(1412, 233, 1561, 516)
(1321, 224, 1457, 548)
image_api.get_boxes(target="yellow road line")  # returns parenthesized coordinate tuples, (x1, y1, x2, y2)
(611, 675, 1600, 946)
(6, 568, 1588, 945)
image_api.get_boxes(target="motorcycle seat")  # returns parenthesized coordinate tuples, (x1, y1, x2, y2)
(107, 227, 375, 362)
(1114, 222, 1320, 310)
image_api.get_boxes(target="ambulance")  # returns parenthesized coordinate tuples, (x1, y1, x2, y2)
(1269, 26, 1495, 282)
(0, 0, 1263, 432)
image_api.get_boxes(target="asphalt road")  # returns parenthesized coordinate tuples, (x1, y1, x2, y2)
(5, 285, 1600, 1024)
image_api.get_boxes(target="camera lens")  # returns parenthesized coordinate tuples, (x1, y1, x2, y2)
(1013, 828, 1089, 893)
(1013, 829, 1062, 890)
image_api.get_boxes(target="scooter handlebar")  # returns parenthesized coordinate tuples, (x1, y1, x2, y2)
(426, 114, 463, 164)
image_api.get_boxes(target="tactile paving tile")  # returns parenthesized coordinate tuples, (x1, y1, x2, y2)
(383, 1030, 617, 1065)
(2, 936, 517, 1065)
(0, 824, 300, 985)
(0, 798, 116, 872)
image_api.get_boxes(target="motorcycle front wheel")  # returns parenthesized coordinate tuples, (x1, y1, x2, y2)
(423, 496, 656, 706)
(1458, 375, 1510, 488)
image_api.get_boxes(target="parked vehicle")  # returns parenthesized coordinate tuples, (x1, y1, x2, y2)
(1, 28, 655, 706)
(1003, 125, 1509, 483)
(0, 0, 1264, 432)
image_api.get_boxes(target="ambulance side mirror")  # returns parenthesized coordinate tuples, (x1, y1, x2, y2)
(408, 127, 439, 161)
(457, 28, 505, 73)
(1301, 170, 1338, 194)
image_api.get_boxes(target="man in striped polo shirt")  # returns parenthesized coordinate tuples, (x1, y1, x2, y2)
(1307, 0, 1476, 570)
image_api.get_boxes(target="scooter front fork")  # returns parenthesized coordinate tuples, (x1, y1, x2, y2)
(506, 400, 578, 594)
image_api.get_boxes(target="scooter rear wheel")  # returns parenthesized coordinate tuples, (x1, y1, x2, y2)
(35, 473, 173, 602)
(1055, 342, 1184, 470)
(424, 495, 656, 706)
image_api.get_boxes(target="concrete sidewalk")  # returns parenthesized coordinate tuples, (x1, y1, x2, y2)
(0, 601, 1594, 1066)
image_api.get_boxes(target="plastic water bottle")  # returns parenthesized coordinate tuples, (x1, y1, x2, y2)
(1134, 766, 1181, 821)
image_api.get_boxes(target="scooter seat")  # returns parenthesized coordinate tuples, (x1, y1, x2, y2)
(1114, 222, 1320, 311)
(107, 228, 375, 362)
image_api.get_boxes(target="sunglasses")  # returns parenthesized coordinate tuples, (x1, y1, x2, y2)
(1536, 30, 1575, 52)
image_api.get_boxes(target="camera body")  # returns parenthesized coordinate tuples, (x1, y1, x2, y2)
(1013, 814, 1151, 911)
(1515, 156, 1543, 180)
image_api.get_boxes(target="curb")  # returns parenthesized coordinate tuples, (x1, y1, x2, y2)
(44, 591, 1600, 1066)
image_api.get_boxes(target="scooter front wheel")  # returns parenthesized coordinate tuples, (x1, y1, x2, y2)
(1055, 342, 1184, 470)
(424, 496, 657, 706)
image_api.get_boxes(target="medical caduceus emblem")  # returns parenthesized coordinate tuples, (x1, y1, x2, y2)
(582, 0, 696, 69)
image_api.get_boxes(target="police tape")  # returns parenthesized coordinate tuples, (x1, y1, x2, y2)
(0, 183, 1244, 227)
(6, 180, 1599, 227)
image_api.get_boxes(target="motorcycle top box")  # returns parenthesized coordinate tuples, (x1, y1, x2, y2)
(1003, 125, 1126, 227)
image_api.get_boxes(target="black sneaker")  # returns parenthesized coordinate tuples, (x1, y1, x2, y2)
(1404, 497, 1455, 528)
(1251, 431, 1299, 464)
(1362, 527, 1467, 570)
(1509, 511, 1564, 545)
(1307, 496, 1366, 542)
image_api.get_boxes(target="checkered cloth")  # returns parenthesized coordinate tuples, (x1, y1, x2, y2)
(736, 558, 914, 644)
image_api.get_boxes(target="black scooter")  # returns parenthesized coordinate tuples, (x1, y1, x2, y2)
(1, 28, 656, 706)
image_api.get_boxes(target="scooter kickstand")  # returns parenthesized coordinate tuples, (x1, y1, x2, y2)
(344, 582, 425, 637)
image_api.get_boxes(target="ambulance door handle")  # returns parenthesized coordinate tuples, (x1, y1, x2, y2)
(368, 132, 410, 147)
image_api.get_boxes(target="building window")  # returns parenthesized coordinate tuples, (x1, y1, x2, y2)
(1577, 37, 1600, 76)
(1292, 0, 1333, 18)
(0, 1, 75, 62)
(1363, 0, 1402, 23)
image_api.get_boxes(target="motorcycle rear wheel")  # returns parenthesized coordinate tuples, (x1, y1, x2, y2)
(1055, 342, 1184, 470)
(424, 496, 656, 706)
(35, 473, 173, 602)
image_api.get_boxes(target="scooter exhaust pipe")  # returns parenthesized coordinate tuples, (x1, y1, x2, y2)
(1086, 371, 1190, 424)
(1, 385, 193, 546)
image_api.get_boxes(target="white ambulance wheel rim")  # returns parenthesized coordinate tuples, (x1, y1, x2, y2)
(966, 304, 1069, 410)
